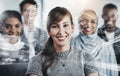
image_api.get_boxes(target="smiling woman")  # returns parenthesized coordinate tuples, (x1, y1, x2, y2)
(0, 10, 30, 76)
(26, 7, 98, 76)
(3, 17, 22, 44)
(0, 10, 29, 64)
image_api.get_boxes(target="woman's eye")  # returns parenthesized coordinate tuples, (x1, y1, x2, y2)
(16, 24, 20, 28)
(5, 24, 11, 29)
(80, 20, 87, 24)
(91, 21, 97, 24)
(64, 24, 69, 27)
(51, 25, 58, 28)
(111, 14, 116, 18)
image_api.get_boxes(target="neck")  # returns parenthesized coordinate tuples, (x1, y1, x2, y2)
(54, 44, 70, 52)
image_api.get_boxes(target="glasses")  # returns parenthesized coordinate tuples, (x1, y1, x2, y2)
(79, 19, 97, 25)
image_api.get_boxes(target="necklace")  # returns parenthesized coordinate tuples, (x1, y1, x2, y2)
(56, 47, 72, 67)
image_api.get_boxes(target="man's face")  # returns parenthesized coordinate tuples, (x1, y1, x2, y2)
(79, 11, 98, 35)
(21, 3, 37, 29)
(102, 8, 118, 32)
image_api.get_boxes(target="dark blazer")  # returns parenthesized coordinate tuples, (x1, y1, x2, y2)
(98, 26, 120, 64)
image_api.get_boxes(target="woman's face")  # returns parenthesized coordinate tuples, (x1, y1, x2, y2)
(49, 16, 74, 49)
(3, 17, 22, 44)
(80, 11, 98, 35)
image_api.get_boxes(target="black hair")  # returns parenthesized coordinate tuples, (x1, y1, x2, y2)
(103, 3, 118, 11)
(19, 0, 37, 12)
(0, 10, 22, 25)
(41, 7, 73, 76)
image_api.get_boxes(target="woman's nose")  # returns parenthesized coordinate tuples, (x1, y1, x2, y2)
(58, 27, 65, 35)
(86, 21, 92, 27)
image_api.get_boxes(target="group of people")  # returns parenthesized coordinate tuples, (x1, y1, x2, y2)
(0, 0, 48, 64)
(0, 0, 120, 76)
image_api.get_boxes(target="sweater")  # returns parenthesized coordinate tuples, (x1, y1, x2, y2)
(26, 47, 97, 76)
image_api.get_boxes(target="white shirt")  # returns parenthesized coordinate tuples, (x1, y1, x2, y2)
(105, 31, 114, 41)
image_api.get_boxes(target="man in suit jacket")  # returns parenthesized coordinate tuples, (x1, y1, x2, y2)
(98, 3, 120, 71)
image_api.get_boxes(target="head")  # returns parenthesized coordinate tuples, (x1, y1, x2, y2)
(0, 10, 22, 44)
(102, 3, 118, 32)
(20, 0, 37, 24)
(78, 9, 98, 35)
(20, 0, 37, 14)
(47, 7, 74, 51)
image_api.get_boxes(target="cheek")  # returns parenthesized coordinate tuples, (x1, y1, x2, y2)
(80, 25, 84, 29)
(18, 30, 21, 34)
(18, 29, 22, 34)
(80, 25, 85, 30)
(49, 30, 57, 36)
(5, 29, 10, 33)
(93, 24, 97, 28)
(23, 12, 27, 16)
(65, 29, 73, 35)
(113, 19, 117, 23)
(17, 27, 22, 34)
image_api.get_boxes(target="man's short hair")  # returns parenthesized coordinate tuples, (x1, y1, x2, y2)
(103, 3, 118, 11)
(19, 0, 37, 12)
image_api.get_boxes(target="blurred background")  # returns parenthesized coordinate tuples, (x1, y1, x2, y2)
(0, 0, 120, 36)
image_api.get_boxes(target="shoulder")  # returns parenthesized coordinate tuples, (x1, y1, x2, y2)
(70, 46, 83, 56)
(31, 51, 43, 62)
(74, 35, 79, 41)
(71, 47, 95, 62)
(73, 47, 93, 59)
(71, 34, 81, 44)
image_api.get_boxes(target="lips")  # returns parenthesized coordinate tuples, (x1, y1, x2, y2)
(83, 27, 93, 32)
(4, 34, 17, 38)
(56, 36, 67, 41)
(8, 35, 18, 39)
